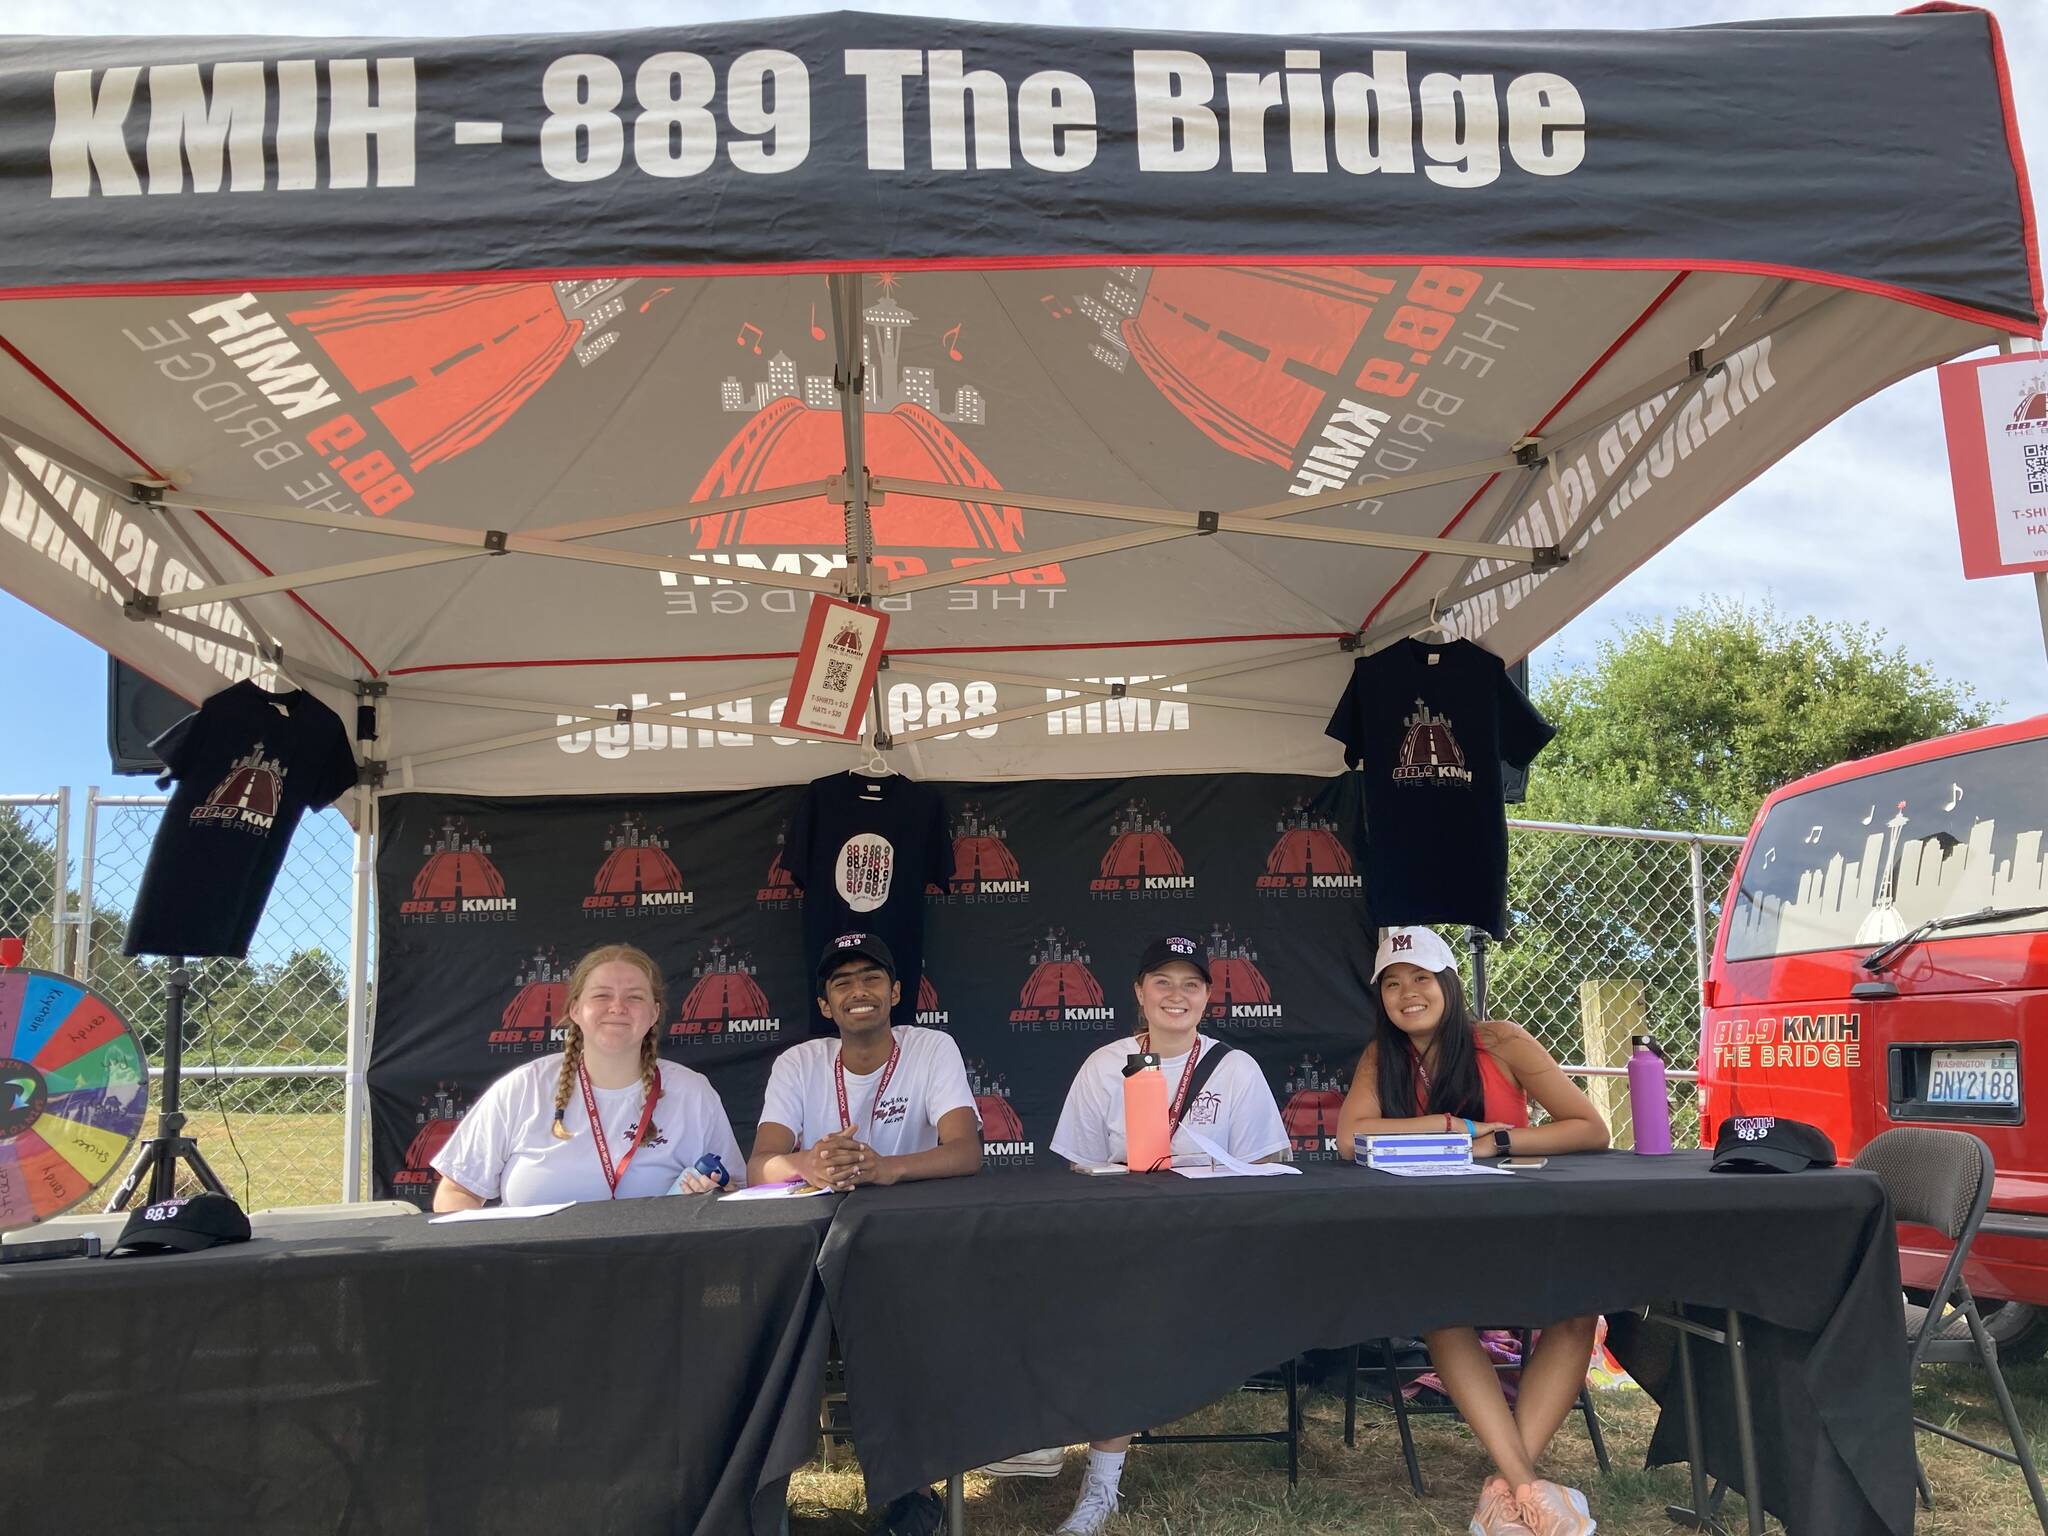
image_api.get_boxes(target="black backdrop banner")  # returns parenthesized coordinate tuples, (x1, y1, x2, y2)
(371, 773, 1376, 1203)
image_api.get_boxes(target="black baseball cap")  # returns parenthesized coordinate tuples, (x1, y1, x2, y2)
(817, 932, 897, 988)
(1710, 1115, 1838, 1174)
(111, 1192, 253, 1255)
(1134, 934, 1211, 983)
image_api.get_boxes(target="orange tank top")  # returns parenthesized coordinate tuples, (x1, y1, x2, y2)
(1412, 1044, 1530, 1128)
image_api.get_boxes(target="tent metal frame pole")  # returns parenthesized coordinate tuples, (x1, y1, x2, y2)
(391, 676, 790, 772)
(0, 411, 139, 498)
(151, 547, 488, 610)
(4, 443, 143, 603)
(521, 481, 835, 542)
(830, 273, 874, 600)
(881, 657, 1325, 718)
(341, 783, 376, 1203)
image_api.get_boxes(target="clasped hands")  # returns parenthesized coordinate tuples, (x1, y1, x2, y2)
(794, 1126, 892, 1191)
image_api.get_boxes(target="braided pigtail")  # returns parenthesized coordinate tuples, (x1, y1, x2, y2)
(635, 1027, 661, 1146)
(551, 1023, 583, 1140)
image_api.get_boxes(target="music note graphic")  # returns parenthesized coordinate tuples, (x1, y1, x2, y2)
(1861, 805, 1875, 826)
(1040, 295, 1072, 319)
(1760, 849, 1778, 869)
(942, 323, 964, 361)
(637, 286, 674, 315)
(1945, 783, 1963, 812)
(809, 303, 826, 342)
(1803, 826, 1823, 844)
(735, 321, 765, 354)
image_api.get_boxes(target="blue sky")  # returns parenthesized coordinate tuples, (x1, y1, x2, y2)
(3, 0, 2045, 812)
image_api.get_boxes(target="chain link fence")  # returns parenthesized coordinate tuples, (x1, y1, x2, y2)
(3, 794, 1738, 1207)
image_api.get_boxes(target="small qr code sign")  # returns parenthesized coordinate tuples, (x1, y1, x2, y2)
(1939, 352, 2048, 578)
(780, 594, 891, 740)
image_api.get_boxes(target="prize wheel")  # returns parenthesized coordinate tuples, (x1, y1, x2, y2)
(0, 967, 151, 1232)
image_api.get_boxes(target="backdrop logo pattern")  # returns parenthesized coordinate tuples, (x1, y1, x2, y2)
(1281, 1054, 1348, 1159)
(966, 1056, 1034, 1164)
(756, 822, 801, 908)
(393, 1080, 473, 1192)
(1009, 928, 1116, 1029)
(1205, 924, 1284, 1028)
(1090, 799, 1194, 898)
(915, 974, 947, 1027)
(943, 802, 1030, 901)
(1256, 798, 1362, 895)
(403, 815, 519, 922)
(584, 811, 695, 915)
(489, 947, 569, 1052)
(670, 939, 781, 1040)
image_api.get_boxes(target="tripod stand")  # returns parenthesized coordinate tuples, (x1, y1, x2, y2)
(110, 959, 228, 1208)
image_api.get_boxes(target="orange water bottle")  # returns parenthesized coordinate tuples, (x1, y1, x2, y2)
(1123, 1050, 1171, 1172)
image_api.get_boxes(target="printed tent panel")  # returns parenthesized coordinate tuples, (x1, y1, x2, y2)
(0, 10, 2037, 793)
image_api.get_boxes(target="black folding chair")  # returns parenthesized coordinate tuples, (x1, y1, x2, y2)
(1132, 1357, 1305, 1487)
(1339, 1331, 1611, 1495)
(1856, 1127, 2048, 1535)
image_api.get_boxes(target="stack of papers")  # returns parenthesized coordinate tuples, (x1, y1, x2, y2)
(1171, 1129, 1303, 1179)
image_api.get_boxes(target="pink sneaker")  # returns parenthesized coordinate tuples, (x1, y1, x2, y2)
(1514, 1480, 1595, 1536)
(1470, 1476, 1536, 1535)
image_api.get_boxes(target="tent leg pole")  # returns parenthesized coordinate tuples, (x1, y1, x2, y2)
(2035, 570, 2047, 665)
(340, 786, 375, 1203)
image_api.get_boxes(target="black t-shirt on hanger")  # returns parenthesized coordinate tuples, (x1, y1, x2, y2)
(1324, 638, 1554, 939)
(125, 682, 359, 959)
(787, 772, 949, 1028)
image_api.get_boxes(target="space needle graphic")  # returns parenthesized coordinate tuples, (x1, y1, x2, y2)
(1854, 802, 1912, 945)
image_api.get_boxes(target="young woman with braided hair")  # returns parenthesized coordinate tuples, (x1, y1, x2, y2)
(432, 944, 743, 1209)
(1336, 927, 1609, 1536)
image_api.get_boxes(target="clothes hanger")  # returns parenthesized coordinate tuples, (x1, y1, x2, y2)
(850, 731, 895, 788)
(1417, 589, 1458, 644)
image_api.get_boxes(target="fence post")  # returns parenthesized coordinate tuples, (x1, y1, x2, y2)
(77, 786, 100, 986)
(1579, 979, 1645, 1149)
(50, 786, 72, 975)
(1688, 837, 1711, 1044)
(341, 787, 376, 1203)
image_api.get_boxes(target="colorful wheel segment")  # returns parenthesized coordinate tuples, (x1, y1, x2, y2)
(0, 968, 151, 1233)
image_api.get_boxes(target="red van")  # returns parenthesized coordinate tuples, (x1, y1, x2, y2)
(1699, 714, 2048, 1353)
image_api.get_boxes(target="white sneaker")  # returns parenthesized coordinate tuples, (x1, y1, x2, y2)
(1056, 1474, 1119, 1534)
(979, 1445, 1067, 1478)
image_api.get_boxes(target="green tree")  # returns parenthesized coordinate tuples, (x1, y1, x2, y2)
(0, 805, 59, 966)
(1489, 600, 1993, 1088)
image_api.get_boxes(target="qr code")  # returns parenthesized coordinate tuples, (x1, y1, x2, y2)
(822, 658, 853, 694)
(2026, 441, 2048, 498)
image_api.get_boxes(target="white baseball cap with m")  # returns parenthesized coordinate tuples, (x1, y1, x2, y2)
(1371, 925, 1457, 981)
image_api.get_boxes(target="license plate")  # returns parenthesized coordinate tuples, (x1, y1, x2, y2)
(1927, 1049, 2020, 1107)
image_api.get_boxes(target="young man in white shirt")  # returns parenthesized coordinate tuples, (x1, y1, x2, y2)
(747, 933, 982, 1191)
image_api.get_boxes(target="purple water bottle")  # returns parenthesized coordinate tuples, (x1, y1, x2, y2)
(1627, 1035, 1673, 1155)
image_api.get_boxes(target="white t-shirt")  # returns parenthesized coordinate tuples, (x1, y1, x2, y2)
(758, 1026, 978, 1156)
(431, 1055, 745, 1205)
(1050, 1033, 1289, 1167)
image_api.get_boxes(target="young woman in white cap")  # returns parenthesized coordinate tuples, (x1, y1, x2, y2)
(1026, 933, 1289, 1534)
(1337, 926, 1610, 1536)
(431, 943, 742, 1209)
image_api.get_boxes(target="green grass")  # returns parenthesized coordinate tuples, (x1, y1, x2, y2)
(791, 1358, 2048, 1535)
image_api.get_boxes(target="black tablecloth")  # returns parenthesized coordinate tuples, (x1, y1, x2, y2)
(0, 1195, 836, 1536)
(818, 1154, 1912, 1536)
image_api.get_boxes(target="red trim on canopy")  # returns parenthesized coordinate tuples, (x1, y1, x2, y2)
(0, 251, 2033, 337)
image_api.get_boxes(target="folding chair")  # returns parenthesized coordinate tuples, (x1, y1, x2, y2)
(1339, 1332, 1611, 1496)
(1131, 1357, 1305, 1487)
(1856, 1127, 2048, 1535)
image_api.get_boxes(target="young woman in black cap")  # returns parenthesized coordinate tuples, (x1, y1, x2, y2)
(1337, 926, 1610, 1536)
(1028, 933, 1289, 1534)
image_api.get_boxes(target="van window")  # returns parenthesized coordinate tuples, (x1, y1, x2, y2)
(1725, 735, 2048, 962)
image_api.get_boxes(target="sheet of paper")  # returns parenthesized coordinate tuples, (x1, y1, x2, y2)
(1182, 1129, 1301, 1176)
(428, 1202, 574, 1224)
(1375, 1161, 1512, 1178)
(718, 1180, 835, 1202)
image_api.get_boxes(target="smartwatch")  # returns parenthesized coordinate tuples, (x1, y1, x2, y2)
(1493, 1129, 1512, 1155)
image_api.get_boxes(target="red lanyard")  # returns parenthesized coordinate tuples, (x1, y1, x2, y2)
(577, 1060, 661, 1199)
(1409, 1045, 1433, 1113)
(1140, 1033, 1206, 1130)
(834, 1035, 903, 1134)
